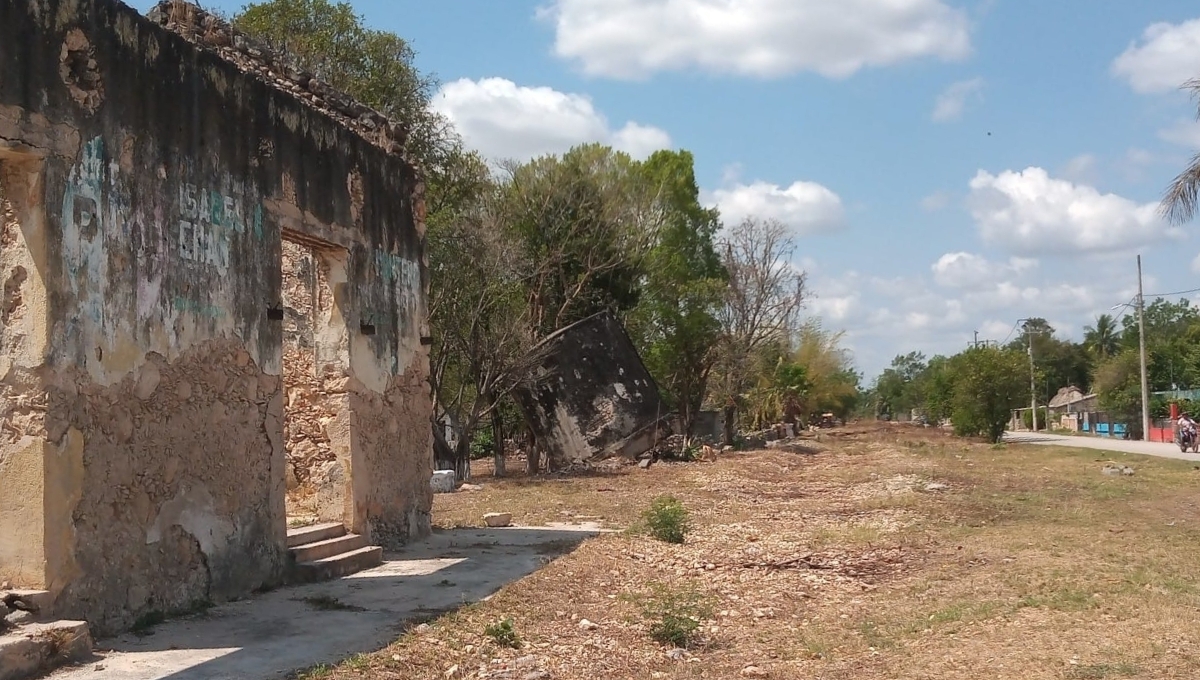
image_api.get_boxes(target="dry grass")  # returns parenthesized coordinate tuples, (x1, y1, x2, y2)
(306, 424, 1200, 680)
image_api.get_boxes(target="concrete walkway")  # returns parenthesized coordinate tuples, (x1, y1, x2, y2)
(51, 525, 601, 680)
(1005, 431, 1200, 462)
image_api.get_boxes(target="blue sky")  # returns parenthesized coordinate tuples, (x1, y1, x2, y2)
(134, 0, 1200, 378)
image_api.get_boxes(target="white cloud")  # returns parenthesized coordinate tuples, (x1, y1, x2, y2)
(1159, 119, 1200, 149)
(432, 77, 672, 161)
(707, 180, 846, 235)
(967, 167, 1182, 255)
(931, 252, 1037, 290)
(1061, 153, 1098, 184)
(1112, 18, 1200, 93)
(920, 190, 951, 212)
(931, 77, 984, 122)
(540, 0, 971, 81)
(1193, 252, 1200, 274)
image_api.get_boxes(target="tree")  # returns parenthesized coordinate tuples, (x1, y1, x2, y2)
(947, 347, 1028, 443)
(792, 321, 859, 419)
(1161, 77, 1200, 224)
(500, 144, 661, 337)
(711, 217, 807, 442)
(626, 151, 728, 438)
(1094, 350, 1144, 439)
(236, 0, 445, 165)
(1083, 314, 1120, 359)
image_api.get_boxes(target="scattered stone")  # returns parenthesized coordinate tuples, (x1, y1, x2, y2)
(524, 672, 551, 680)
(460, 483, 484, 492)
(513, 655, 537, 669)
(484, 512, 513, 528)
(431, 470, 456, 494)
(1102, 464, 1135, 476)
(5, 609, 33, 625)
(445, 664, 460, 678)
(923, 482, 949, 492)
(638, 457, 654, 469)
(741, 666, 769, 678)
(577, 618, 599, 631)
(665, 648, 689, 661)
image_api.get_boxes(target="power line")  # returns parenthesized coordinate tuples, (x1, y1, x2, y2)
(1144, 286, 1200, 299)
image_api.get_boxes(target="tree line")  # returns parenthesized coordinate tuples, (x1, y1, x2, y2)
(234, 0, 862, 474)
(866, 299, 1200, 442)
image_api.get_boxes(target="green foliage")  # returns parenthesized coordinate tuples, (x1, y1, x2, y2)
(627, 583, 714, 648)
(1094, 350, 1144, 438)
(642, 496, 690, 544)
(626, 150, 728, 435)
(948, 347, 1029, 442)
(484, 618, 521, 648)
(469, 426, 494, 460)
(1021, 407, 1050, 431)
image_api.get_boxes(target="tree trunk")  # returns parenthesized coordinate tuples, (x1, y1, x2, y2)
(453, 438, 472, 482)
(526, 428, 540, 475)
(723, 400, 737, 446)
(433, 422, 456, 473)
(492, 406, 506, 478)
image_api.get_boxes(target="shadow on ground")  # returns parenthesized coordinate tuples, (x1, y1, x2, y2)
(51, 526, 599, 680)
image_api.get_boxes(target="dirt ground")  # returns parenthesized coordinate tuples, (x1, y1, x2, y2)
(306, 423, 1200, 680)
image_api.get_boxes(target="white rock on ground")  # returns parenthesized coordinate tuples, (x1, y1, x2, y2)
(484, 513, 513, 528)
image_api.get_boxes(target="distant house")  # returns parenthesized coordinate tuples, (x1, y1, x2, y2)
(1048, 386, 1097, 415)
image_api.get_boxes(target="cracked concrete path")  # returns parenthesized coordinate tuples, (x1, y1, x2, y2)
(51, 525, 601, 680)
(1005, 431, 1200, 462)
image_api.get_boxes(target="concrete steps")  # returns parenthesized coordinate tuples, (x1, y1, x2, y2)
(0, 620, 93, 680)
(286, 523, 382, 583)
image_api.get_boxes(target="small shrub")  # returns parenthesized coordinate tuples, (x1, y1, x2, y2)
(484, 617, 521, 648)
(628, 583, 714, 648)
(642, 495, 689, 544)
(297, 595, 364, 612)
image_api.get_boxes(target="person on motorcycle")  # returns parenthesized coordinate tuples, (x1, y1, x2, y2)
(1179, 412, 1198, 450)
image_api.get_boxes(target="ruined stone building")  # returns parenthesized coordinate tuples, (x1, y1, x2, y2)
(0, 0, 433, 634)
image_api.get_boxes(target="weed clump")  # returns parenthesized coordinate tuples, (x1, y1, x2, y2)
(627, 583, 714, 648)
(642, 495, 689, 544)
(484, 617, 521, 648)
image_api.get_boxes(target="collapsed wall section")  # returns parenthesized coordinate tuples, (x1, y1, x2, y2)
(0, 0, 432, 634)
(514, 312, 667, 465)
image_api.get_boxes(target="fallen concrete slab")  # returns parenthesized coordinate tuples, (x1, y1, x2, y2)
(48, 525, 600, 680)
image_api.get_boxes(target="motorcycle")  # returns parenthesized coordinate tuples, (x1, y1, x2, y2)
(1180, 427, 1199, 453)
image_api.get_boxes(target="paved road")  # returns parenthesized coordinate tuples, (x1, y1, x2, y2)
(1005, 431, 1200, 462)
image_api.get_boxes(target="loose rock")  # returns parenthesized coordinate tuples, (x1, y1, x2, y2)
(484, 512, 513, 528)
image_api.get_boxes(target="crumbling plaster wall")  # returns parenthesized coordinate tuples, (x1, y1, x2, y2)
(0, 0, 432, 634)
(514, 312, 667, 465)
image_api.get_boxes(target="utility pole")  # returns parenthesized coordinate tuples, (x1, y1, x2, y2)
(1137, 255, 1150, 441)
(1025, 321, 1038, 432)
(973, 330, 979, 349)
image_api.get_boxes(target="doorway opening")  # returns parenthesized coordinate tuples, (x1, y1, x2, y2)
(279, 234, 352, 530)
(0, 153, 49, 589)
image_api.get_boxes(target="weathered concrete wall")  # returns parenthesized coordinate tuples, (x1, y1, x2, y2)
(514, 312, 667, 464)
(0, 0, 432, 634)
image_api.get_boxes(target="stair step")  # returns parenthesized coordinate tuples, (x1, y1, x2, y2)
(287, 522, 346, 548)
(1, 590, 54, 621)
(289, 533, 368, 563)
(294, 546, 383, 583)
(0, 620, 92, 680)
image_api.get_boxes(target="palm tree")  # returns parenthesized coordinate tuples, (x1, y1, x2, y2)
(1162, 78, 1200, 223)
(1083, 314, 1120, 358)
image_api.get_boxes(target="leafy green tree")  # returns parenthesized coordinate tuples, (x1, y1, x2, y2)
(1093, 350, 1144, 439)
(947, 347, 1028, 443)
(627, 151, 727, 437)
